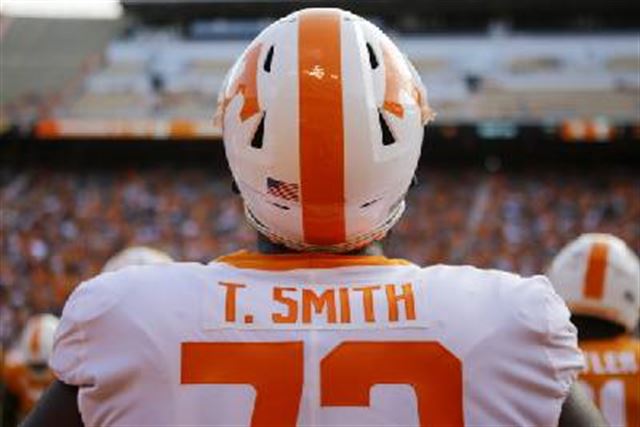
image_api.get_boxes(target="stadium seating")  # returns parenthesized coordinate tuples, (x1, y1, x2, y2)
(39, 30, 639, 132)
(0, 17, 120, 105)
(5, 20, 635, 136)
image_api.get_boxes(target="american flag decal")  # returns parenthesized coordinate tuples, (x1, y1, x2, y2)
(267, 177, 299, 202)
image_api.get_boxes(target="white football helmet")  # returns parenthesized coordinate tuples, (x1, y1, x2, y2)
(547, 233, 640, 332)
(102, 246, 173, 273)
(216, 8, 433, 252)
(19, 313, 60, 366)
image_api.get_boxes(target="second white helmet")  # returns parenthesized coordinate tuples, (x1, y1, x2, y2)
(102, 246, 173, 273)
(216, 8, 433, 252)
(19, 313, 60, 366)
(547, 233, 640, 332)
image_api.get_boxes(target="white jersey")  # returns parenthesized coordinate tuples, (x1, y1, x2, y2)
(52, 251, 583, 426)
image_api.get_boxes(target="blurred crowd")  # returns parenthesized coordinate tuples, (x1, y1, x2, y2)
(388, 167, 639, 275)
(1, 166, 639, 345)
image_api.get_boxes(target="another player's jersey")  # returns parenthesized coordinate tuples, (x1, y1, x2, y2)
(51, 251, 583, 426)
(578, 336, 640, 427)
(2, 349, 55, 417)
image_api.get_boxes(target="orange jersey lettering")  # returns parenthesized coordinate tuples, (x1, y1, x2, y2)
(579, 336, 640, 427)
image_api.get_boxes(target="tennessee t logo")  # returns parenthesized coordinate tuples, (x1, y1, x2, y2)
(381, 39, 433, 124)
(220, 43, 262, 122)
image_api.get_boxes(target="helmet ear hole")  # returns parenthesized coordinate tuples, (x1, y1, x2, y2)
(379, 111, 395, 145)
(251, 113, 266, 149)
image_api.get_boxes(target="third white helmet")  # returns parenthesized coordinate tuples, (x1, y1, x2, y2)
(102, 246, 173, 273)
(19, 313, 60, 366)
(547, 233, 640, 332)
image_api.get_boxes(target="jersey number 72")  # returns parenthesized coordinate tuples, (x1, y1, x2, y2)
(181, 341, 463, 426)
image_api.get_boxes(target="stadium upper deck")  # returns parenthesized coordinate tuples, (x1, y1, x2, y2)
(33, 28, 638, 139)
(1, 1, 638, 141)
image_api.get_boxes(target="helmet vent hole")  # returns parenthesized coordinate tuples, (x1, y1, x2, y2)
(366, 42, 379, 69)
(360, 198, 380, 209)
(379, 111, 395, 146)
(251, 113, 266, 149)
(263, 45, 274, 72)
(271, 202, 290, 210)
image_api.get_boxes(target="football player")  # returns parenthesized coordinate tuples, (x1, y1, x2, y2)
(2, 314, 59, 425)
(24, 8, 603, 426)
(101, 246, 174, 273)
(548, 233, 640, 427)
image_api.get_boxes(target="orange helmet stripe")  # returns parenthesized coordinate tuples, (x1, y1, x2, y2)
(584, 241, 609, 299)
(29, 319, 42, 357)
(298, 9, 346, 246)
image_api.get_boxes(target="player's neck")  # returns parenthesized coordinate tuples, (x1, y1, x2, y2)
(256, 233, 385, 256)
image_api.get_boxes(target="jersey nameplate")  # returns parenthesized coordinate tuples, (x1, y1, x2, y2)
(202, 281, 428, 330)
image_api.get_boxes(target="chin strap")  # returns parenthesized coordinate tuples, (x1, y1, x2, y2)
(243, 200, 405, 253)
